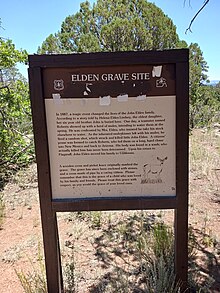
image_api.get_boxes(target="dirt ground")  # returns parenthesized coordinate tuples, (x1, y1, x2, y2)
(0, 129, 219, 292)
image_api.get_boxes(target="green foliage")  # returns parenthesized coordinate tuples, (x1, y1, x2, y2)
(38, 0, 179, 54)
(189, 85, 220, 128)
(0, 81, 34, 180)
(136, 221, 181, 293)
(177, 41, 219, 128)
(0, 38, 27, 68)
(188, 43, 209, 104)
(151, 222, 174, 260)
(0, 37, 34, 188)
(37, 33, 64, 54)
(38, 0, 219, 129)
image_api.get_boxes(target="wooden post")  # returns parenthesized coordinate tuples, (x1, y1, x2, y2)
(29, 67, 63, 292)
(175, 59, 189, 291)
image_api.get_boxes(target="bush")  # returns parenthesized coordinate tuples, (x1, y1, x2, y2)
(0, 79, 34, 188)
(190, 85, 220, 129)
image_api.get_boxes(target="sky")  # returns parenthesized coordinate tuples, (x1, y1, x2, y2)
(1, 0, 219, 81)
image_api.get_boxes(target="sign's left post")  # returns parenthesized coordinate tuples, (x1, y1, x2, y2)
(28, 67, 63, 293)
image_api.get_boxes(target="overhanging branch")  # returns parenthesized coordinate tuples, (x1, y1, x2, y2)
(185, 0, 210, 34)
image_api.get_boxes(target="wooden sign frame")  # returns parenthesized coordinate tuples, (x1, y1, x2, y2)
(28, 49, 189, 293)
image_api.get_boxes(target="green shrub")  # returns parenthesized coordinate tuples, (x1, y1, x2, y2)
(0, 80, 34, 188)
(190, 85, 220, 129)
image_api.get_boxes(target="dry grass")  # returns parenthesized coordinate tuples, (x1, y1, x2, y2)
(190, 129, 220, 183)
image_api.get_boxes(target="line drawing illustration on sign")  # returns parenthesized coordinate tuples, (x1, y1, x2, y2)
(156, 77, 167, 88)
(141, 156, 168, 184)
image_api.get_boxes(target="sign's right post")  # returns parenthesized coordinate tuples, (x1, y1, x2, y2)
(175, 59, 189, 292)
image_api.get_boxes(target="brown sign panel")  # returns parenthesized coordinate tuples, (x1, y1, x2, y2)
(43, 64, 175, 98)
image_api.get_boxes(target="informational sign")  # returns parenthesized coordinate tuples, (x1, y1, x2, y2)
(43, 64, 176, 199)
(28, 50, 189, 293)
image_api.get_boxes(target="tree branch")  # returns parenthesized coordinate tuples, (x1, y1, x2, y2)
(185, 0, 210, 34)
